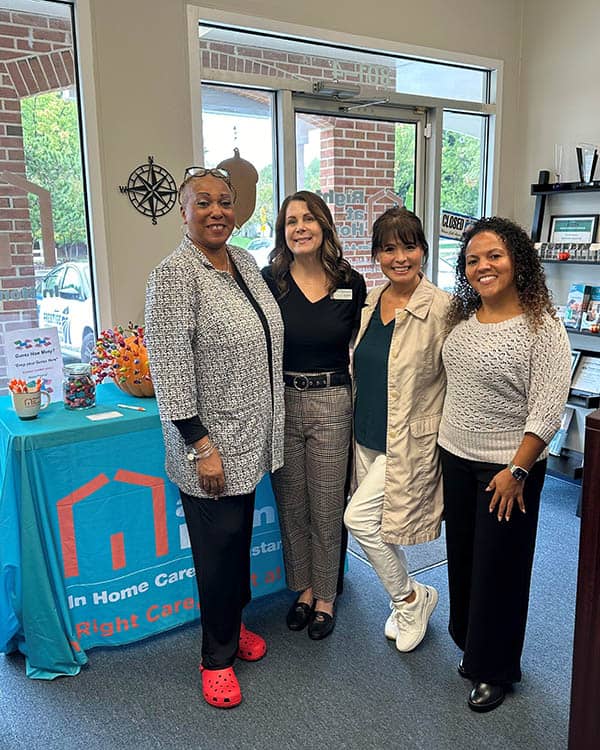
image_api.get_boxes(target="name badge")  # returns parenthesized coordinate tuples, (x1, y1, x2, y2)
(332, 288, 353, 301)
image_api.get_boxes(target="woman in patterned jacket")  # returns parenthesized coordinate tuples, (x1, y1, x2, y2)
(438, 217, 571, 713)
(145, 167, 284, 709)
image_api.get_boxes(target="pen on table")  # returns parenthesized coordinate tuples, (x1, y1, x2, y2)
(117, 403, 146, 412)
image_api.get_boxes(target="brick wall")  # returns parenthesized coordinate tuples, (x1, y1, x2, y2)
(0, 8, 73, 390)
(200, 39, 405, 288)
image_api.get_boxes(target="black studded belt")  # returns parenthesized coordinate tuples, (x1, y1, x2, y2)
(283, 371, 351, 391)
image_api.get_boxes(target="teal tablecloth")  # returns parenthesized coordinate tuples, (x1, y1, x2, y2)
(0, 382, 285, 678)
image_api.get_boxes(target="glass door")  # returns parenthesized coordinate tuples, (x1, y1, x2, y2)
(294, 97, 425, 285)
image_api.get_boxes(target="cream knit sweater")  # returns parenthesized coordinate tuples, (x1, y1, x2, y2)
(438, 312, 571, 464)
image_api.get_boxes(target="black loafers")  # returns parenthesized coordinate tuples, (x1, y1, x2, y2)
(457, 659, 471, 679)
(286, 599, 314, 631)
(308, 610, 335, 640)
(468, 682, 506, 713)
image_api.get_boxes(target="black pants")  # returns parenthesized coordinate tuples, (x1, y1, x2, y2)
(440, 447, 546, 685)
(180, 489, 256, 670)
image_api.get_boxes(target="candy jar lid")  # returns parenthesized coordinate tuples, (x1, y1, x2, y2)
(64, 363, 92, 376)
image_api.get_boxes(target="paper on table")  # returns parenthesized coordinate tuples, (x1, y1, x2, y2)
(86, 411, 124, 421)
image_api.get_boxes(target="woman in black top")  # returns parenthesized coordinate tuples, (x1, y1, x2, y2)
(262, 190, 366, 639)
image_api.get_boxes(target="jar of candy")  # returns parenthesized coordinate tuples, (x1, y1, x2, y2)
(63, 363, 96, 410)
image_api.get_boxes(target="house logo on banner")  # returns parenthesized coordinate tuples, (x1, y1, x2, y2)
(57, 470, 169, 577)
(55, 470, 284, 652)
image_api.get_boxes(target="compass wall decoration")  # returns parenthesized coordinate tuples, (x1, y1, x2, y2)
(119, 156, 177, 225)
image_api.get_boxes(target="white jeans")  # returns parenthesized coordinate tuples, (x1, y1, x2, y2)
(344, 443, 413, 602)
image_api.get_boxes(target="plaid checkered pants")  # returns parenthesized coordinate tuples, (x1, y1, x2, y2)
(271, 385, 352, 602)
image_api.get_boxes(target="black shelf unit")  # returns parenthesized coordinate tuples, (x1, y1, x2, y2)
(531, 180, 600, 195)
(530, 174, 600, 241)
(567, 328, 600, 340)
(542, 259, 600, 266)
(568, 391, 600, 408)
(529, 174, 600, 486)
(546, 449, 583, 483)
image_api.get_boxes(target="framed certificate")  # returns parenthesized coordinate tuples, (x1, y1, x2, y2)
(548, 215, 599, 244)
(571, 354, 600, 395)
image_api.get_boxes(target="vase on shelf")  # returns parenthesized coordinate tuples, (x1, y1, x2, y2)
(553, 143, 564, 183)
(576, 143, 598, 183)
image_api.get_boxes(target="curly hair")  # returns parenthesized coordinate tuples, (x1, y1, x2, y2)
(446, 216, 555, 330)
(267, 190, 352, 298)
(371, 206, 429, 262)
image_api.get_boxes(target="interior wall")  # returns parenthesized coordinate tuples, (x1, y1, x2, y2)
(85, 0, 524, 325)
(516, 0, 600, 232)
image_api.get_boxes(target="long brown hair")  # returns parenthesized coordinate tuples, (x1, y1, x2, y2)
(268, 190, 352, 298)
(446, 216, 555, 330)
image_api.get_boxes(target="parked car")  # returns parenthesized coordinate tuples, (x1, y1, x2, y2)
(37, 262, 96, 362)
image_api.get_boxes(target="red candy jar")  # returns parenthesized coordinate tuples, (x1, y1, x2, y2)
(63, 363, 96, 410)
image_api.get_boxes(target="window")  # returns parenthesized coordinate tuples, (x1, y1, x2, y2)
(192, 13, 498, 288)
(438, 112, 488, 291)
(198, 25, 490, 104)
(0, 1, 95, 394)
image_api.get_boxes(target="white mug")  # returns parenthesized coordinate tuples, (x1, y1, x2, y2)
(11, 390, 51, 420)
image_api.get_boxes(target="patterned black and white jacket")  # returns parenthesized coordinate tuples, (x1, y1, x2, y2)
(145, 237, 284, 497)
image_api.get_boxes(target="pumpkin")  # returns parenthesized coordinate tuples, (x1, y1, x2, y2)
(91, 324, 154, 398)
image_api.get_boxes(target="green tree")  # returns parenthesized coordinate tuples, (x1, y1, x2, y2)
(394, 124, 415, 210)
(247, 163, 275, 236)
(394, 125, 481, 217)
(440, 130, 481, 216)
(304, 157, 321, 193)
(21, 91, 87, 254)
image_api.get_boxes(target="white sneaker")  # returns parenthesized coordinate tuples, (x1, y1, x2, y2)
(392, 583, 438, 653)
(384, 601, 399, 640)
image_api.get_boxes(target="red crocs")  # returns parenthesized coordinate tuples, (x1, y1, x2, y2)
(237, 623, 267, 661)
(200, 665, 242, 709)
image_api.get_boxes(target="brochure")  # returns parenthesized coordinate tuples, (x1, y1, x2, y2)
(5, 326, 63, 401)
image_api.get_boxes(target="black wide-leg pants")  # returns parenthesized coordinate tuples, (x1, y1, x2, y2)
(439, 447, 546, 685)
(180, 489, 256, 670)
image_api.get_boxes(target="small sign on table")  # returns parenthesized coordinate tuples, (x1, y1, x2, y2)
(5, 326, 64, 402)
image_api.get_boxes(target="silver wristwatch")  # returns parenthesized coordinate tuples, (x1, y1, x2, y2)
(508, 462, 529, 482)
(186, 446, 200, 462)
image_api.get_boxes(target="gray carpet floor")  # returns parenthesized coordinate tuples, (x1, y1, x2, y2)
(0, 476, 580, 750)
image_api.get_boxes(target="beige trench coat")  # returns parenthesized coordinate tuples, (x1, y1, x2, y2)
(352, 275, 450, 545)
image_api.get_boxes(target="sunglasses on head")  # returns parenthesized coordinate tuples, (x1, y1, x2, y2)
(179, 166, 236, 204)
(183, 166, 232, 183)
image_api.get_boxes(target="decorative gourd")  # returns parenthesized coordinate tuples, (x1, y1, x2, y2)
(217, 148, 258, 228)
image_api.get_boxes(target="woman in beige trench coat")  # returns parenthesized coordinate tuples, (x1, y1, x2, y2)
(344, 206, 449, 653)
